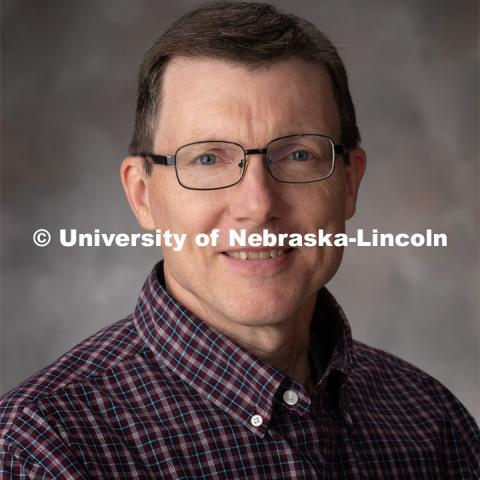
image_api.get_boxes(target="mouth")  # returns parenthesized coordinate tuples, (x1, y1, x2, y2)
(221, 248, 293, 260)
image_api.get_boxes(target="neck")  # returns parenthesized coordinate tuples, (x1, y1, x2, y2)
(164, 267, 316, 391)
(164, 269, 316, 390)
(233, 330, 313, 389)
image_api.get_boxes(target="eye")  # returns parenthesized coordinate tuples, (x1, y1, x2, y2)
(197, 154, 217, 165)
(291, 150, 310, 161)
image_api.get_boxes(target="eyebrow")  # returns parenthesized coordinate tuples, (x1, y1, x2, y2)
(175, 129, 331, 147)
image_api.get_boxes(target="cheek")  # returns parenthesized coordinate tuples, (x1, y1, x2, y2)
(147, 172, 175, 228)
(293, 175, 347, 231)
(147, 178, 223, 237)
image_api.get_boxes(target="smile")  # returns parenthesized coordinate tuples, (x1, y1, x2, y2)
(223, 249, 290, 260)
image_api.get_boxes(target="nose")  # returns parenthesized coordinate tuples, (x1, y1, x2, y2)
(228, 153, 282, 225)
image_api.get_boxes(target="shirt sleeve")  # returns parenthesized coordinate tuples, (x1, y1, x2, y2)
(0, 404, 89, 480)
(434, 379, 480, 477)
(0, 443, 30, 479)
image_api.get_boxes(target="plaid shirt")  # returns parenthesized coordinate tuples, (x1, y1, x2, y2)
(1, 262, 479, 479)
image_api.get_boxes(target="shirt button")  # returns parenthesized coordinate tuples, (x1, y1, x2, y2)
(283, 389, 299, 406)
(250, 414, 263, 427)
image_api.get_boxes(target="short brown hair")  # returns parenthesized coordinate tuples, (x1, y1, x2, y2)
(129, 1, 360, 173)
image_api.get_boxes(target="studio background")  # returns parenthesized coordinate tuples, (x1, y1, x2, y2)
(1, 0, 478, 421)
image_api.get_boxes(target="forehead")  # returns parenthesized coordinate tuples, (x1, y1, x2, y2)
(155, 56, 340, 150)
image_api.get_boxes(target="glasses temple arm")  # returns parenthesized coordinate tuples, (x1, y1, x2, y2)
(141, 154, 176, 165)
(334, 145, 350, 165)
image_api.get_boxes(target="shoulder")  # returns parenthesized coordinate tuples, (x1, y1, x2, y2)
(350, 339, 462, 409)
(349, 339, 479, 443)
(351, 339, 436, 385)
(0, 315, 143, 438)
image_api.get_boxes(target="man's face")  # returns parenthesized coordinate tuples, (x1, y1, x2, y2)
(125, 57, 364, 334)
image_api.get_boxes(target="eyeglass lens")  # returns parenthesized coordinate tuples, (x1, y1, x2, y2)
(175, 135, 334, 189)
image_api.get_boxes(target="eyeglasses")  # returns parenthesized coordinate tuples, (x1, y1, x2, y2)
(140, 134, 348, 191)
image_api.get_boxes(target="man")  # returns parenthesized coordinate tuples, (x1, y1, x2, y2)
(1, 2, 478, 478)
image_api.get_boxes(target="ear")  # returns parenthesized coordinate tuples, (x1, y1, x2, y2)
(120, 156, 156, 230)
(344, 148, 367, 220)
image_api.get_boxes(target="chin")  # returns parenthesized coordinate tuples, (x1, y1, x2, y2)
(219, 296, 300, 327)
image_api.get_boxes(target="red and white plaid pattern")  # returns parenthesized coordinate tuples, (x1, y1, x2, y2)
(1, 262, 478, 478)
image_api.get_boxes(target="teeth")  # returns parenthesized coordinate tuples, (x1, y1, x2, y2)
(225, 249, 287, 260)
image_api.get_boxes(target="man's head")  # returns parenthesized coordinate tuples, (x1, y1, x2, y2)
(128, 1, 361, 170)
(121, 2, 366, 345)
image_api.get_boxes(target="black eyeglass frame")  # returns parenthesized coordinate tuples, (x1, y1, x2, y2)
(139, 133, 349, 191)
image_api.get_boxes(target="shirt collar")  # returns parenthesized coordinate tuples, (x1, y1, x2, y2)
(133, 262, 354, 436)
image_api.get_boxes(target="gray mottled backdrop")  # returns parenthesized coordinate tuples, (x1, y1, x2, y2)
(1, 0, 479, 421)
